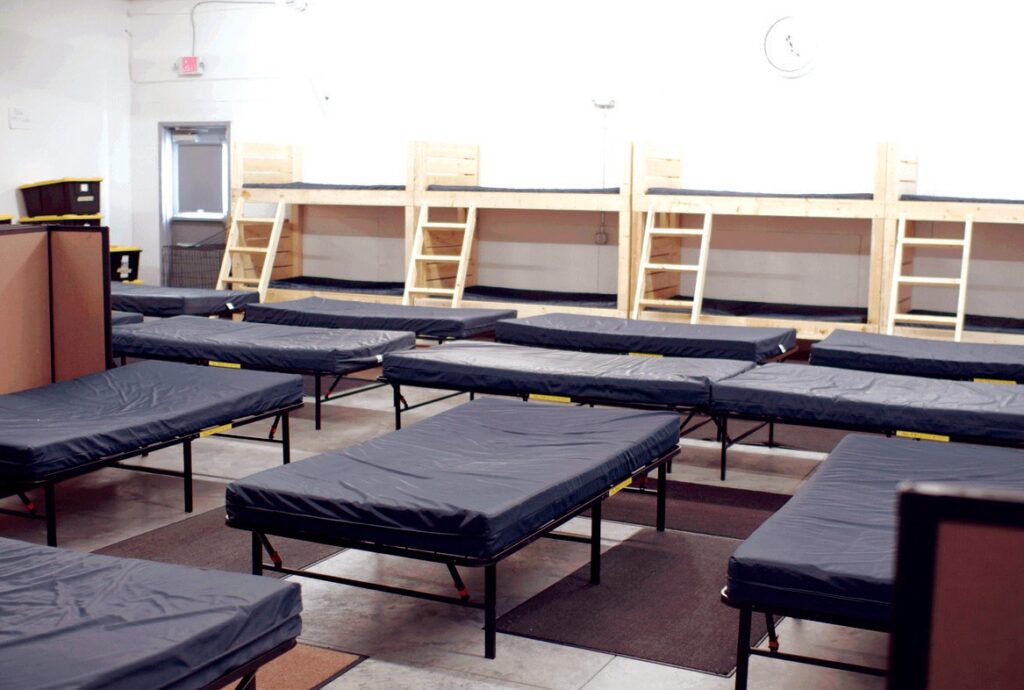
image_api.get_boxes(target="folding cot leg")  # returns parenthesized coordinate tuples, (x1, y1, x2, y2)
(17, 491, 36, 514)
(446, 563, 470, 601)
(44, 484, 57, 547)
(657, 462, 667, 532)
(765, 613, 779, 652)
(484, 564, 497, 659)
(183, 439, 193, 513)
(281, 414, 291, 465)
(719, 416, 729, 481)
(735, 605, 752, 690)
(768, 421, 775, 448)
(314, 376, 322, 431)
(392, 384, 403, 430)
(469, 391, 475, 401)
(590, 501, 602, 585)
(234, 671, 257, 690)
(251, 531, 263, 576)
(268, 415, 281, 440)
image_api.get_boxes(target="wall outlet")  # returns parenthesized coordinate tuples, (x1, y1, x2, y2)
(8, 107, 30, 130)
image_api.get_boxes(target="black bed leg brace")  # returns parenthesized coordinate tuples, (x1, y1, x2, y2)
(735, 606, 752, 690)
(590, 501, 602, 585)
(44, 484, 57, 547)
(657, 461, 667, 531)
(392, 384, 402, 430)
(251, 532, 263, 576)
(183, 439, 193, 513)
(314, 376, 322, 431)
(765, 613, 779, 651)
(484, 564, 497, 659)
(281, 414, 291, 465)
(446, 564, 470, 601)
(719, 416, 729, 481)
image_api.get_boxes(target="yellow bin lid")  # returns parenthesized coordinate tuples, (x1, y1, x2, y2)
(0, 215, 12, 221)
(18, 177, 103, 190)
(20, 214, 103, 222)
(111, 245, 142, 252)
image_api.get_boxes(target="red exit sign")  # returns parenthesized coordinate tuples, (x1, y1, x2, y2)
(176, 56, 203, 76)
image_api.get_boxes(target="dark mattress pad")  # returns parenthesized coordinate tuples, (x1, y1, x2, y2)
(110, 310, 143, 326)
(382, 341, 754, 407)
(496, 313, 795, 362)
(226, 398, 680, 560)
(811, 330, 1024, 382)
(0, 537, 301, 690)
(113, 316, 415, 375)
(727, 435, 1024, 624)
(0, 361, 303, 482)
(710, 363, 1024, 443)
(245, 297, 517, 339)
(110, 282, 260, 317)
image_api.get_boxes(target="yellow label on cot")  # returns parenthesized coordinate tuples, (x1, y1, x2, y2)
(200, 423, 233, 438)
(529, 393, 571, 404)
(608, 478, 633, 497)
(896, 430, 950, 443)
(974, 377, 1016, 385)
(629, 352, 663, 358)
(209, 361, 241, 369)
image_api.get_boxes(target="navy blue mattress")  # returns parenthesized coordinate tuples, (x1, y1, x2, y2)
(727, 435, 1024, 624)
(244, 181, 405, 191)
(648, 188, 873, 200)
(811, 330, 1024, 382)
(268, 276, 405, 296)
(226, 398, 680, 560)
(0, 537, 301, 690)
(711, 363, 1024, 444)
(462, 285, 617, 309)
(383, 341, 753, 407)
(0, 361, 303, 483)
(428, 184, 620, 194)
(113, 316, 415, 375)
(110, 282, 259, 317)
(496, 313, 795, 362)
(245, 297, 517, 340)
(110, 310, 143, 326)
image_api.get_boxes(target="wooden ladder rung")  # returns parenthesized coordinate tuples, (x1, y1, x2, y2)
(423, 222, 469, 230)
(644, 263, 700, 272)
(893, 313, 959, 325)
(228, 246, 270, 254)
(902, 237, 965, 248)
(897, 276, 961, 286)
(406, 287, 456, 295)
(414, 254, 461, 262)
(649, 228, 705, 237)
(639, 298, 693, 308)
(237, 217, 277, 224)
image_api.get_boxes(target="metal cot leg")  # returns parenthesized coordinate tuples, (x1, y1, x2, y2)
(720, 416, 729, 481)
(392, 384, 403, 430)
(735, 606, 752, 690)
(590, 501, 602, 585)
(657, 461, 667, 532)
(183, 439, 193, 513)
(484, 564, 497, 659)
(251, 531, 262, 576)
(44, 484, 57, 547)
(282, 414, 290, 464)
(314, 375, 322, 431)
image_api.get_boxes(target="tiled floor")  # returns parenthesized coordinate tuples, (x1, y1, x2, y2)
(0, 374, 888, 689)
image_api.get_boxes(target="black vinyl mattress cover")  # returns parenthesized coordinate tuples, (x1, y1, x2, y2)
(647, 188, 873, 199)
(226, 398, 681, 560)
(268, 276, 405, 296)
(727, 434, 1024, 623)
(495, 313, 796, 362)
(0, 537, 301, 690)
(901, 193, 1024, 204)
(243, 181, 405, 190)
(382, 341, 754, 407)
(427, 184, 620, 194)
(245, 297, 517, 339)
(110, 310, 143, 326)
(811, 330, 1024, 381)
(110, 282, 260, 317)
(113, 316, 415, 375)
(0, 361, 304, 482)
(710, 363, 1024, 443)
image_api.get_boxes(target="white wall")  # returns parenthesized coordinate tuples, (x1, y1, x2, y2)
(0, 0, 131, 243)
(117, 1, 1024, 309)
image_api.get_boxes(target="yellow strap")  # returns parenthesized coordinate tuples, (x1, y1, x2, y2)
(528, 393, 571, 404)
(974, 377, 1016, 385)
(200, 422, 233, 438)
(896, 430, 950, 443)
(18, 177, 102, 189)
(209, 361, 241, 369)
(608, 477, 633, 497)
(629, 351, 663, 358)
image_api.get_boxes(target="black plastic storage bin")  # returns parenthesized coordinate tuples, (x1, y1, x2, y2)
(110, 245, 142, 282)
(19, 178, 102, 217)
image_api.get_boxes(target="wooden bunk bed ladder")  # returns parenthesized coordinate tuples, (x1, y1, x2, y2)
(631, 210, 712, 322)
(403, 205, 477, 307)
(886, 213, 974, 341)
(217, 197, 287, 301)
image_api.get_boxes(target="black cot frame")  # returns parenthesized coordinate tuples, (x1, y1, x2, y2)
(0, 403, 301, 546)
(229, 446, 678, 660)
(204, 638, 297, 690)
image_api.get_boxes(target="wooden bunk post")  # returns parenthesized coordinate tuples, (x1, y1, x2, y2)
(616, 143, 634, 313)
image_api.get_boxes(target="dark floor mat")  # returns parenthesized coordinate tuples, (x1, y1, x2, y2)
(96, 506, 341, 576)
(497, 530, 766, 676)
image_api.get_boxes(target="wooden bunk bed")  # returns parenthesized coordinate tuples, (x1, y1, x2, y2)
(882, 145, 1024, 345)
(404, 141, 632, 317)
(629, 143, 889, 340)
(227, 142, 416, 304)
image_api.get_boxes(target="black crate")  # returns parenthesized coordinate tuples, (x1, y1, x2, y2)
(162, 244, 225, 289)
(19, 178, 101, 217)
(110, 246, 142, 282)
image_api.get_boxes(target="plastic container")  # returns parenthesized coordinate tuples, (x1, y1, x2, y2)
(18, 178, 102, 217)
(0, 215, 11, 225)
(19, 214, 103, 226)
(110, 245, 142, 282)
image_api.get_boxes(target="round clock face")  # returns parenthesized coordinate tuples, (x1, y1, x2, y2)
(764, 16, 816, 78)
